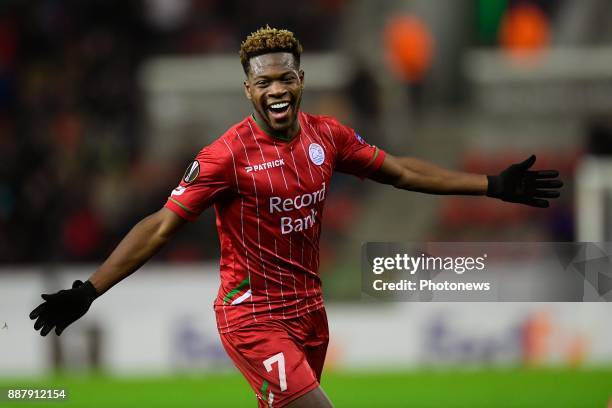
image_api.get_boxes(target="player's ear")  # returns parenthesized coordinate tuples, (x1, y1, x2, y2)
(244, 80, 252, 100)
(299, 69, 305, 88)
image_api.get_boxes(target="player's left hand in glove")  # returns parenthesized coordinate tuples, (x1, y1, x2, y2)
(487, 155, 563, 208)
(29, 280, 99, 336)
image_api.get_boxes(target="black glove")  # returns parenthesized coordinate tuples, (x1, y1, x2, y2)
(29, 280, 99, 336)
(487, 155, 563, 208)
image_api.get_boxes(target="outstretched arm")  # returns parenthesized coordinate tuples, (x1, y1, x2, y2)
(89, 207, 186, 294)
(370, 154, 487, 195)
(370, 154, 563, 207)
(30, 207, 186, 336)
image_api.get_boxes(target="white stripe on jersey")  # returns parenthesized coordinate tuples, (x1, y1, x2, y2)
(272, 141, 289, 191)
(309, 227, 317, 311)
(247, 120, 274, 193)
(305, 119, 330, 156)
(236, 130, 273, 318)
(217, 137, 241, 328)
(231, 289, 252, 305)
(222, 137, 241, 194)
(302, 124, 326, 180)
(298, 130, 320, 313)
(232, 131, 256, 322)
(298, 137, 316, 184)
(286, 139, 302, 317)
(289, 148, 301, 188)
(323, 122, 337, 150)
(273, 239, 286, 318)
(288, 234, 299, 317)
(301, 235, 310, 313)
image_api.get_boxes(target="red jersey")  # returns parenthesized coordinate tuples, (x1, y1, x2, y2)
(164, 112, 386, 333)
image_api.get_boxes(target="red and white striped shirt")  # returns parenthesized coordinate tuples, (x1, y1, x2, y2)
(165, 112, 386, 333)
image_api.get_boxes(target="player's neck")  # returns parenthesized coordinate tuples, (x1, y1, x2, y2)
(251, 112, 300, 142)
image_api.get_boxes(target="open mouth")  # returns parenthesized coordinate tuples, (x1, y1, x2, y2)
(267, 101, 291, 121)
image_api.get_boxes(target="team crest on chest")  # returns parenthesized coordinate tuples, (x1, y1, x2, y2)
(308, 143, 325, 166)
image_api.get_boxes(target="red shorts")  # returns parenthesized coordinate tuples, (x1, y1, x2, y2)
(219, 307, 329, 408)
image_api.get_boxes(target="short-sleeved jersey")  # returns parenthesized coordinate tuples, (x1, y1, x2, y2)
(165, 112, 386, 333)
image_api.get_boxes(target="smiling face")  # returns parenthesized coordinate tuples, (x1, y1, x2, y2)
(244, 52, 304, 139)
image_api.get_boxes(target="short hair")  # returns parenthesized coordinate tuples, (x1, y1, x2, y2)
(239, 26, 303, 74)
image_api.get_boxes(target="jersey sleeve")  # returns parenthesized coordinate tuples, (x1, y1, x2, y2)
(164, 141, 234, 221)
(330, 118, 386, 179)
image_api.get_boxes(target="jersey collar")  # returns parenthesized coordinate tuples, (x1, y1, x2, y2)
(249, 113, 301, 143)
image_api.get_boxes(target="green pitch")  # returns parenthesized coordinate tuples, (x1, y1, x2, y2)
(1, 368, 610, 407)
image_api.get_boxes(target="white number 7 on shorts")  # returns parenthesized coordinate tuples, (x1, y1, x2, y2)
(263, 352, 287, 391)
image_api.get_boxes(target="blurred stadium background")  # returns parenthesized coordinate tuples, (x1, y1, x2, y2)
(1, 0, 611, 406)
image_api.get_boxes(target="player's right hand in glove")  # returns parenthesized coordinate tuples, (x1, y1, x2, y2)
(486, 155, 563, 208)
(29, 280, 99, 336)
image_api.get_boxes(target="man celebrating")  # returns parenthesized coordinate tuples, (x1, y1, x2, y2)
(30, 27, 562, 407)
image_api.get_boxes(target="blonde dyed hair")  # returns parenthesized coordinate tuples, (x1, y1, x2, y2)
(239, 26, 303, 74)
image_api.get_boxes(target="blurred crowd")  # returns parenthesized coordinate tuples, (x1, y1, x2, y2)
(2, 0, 597, 264)
(0, 0, 346, 263)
